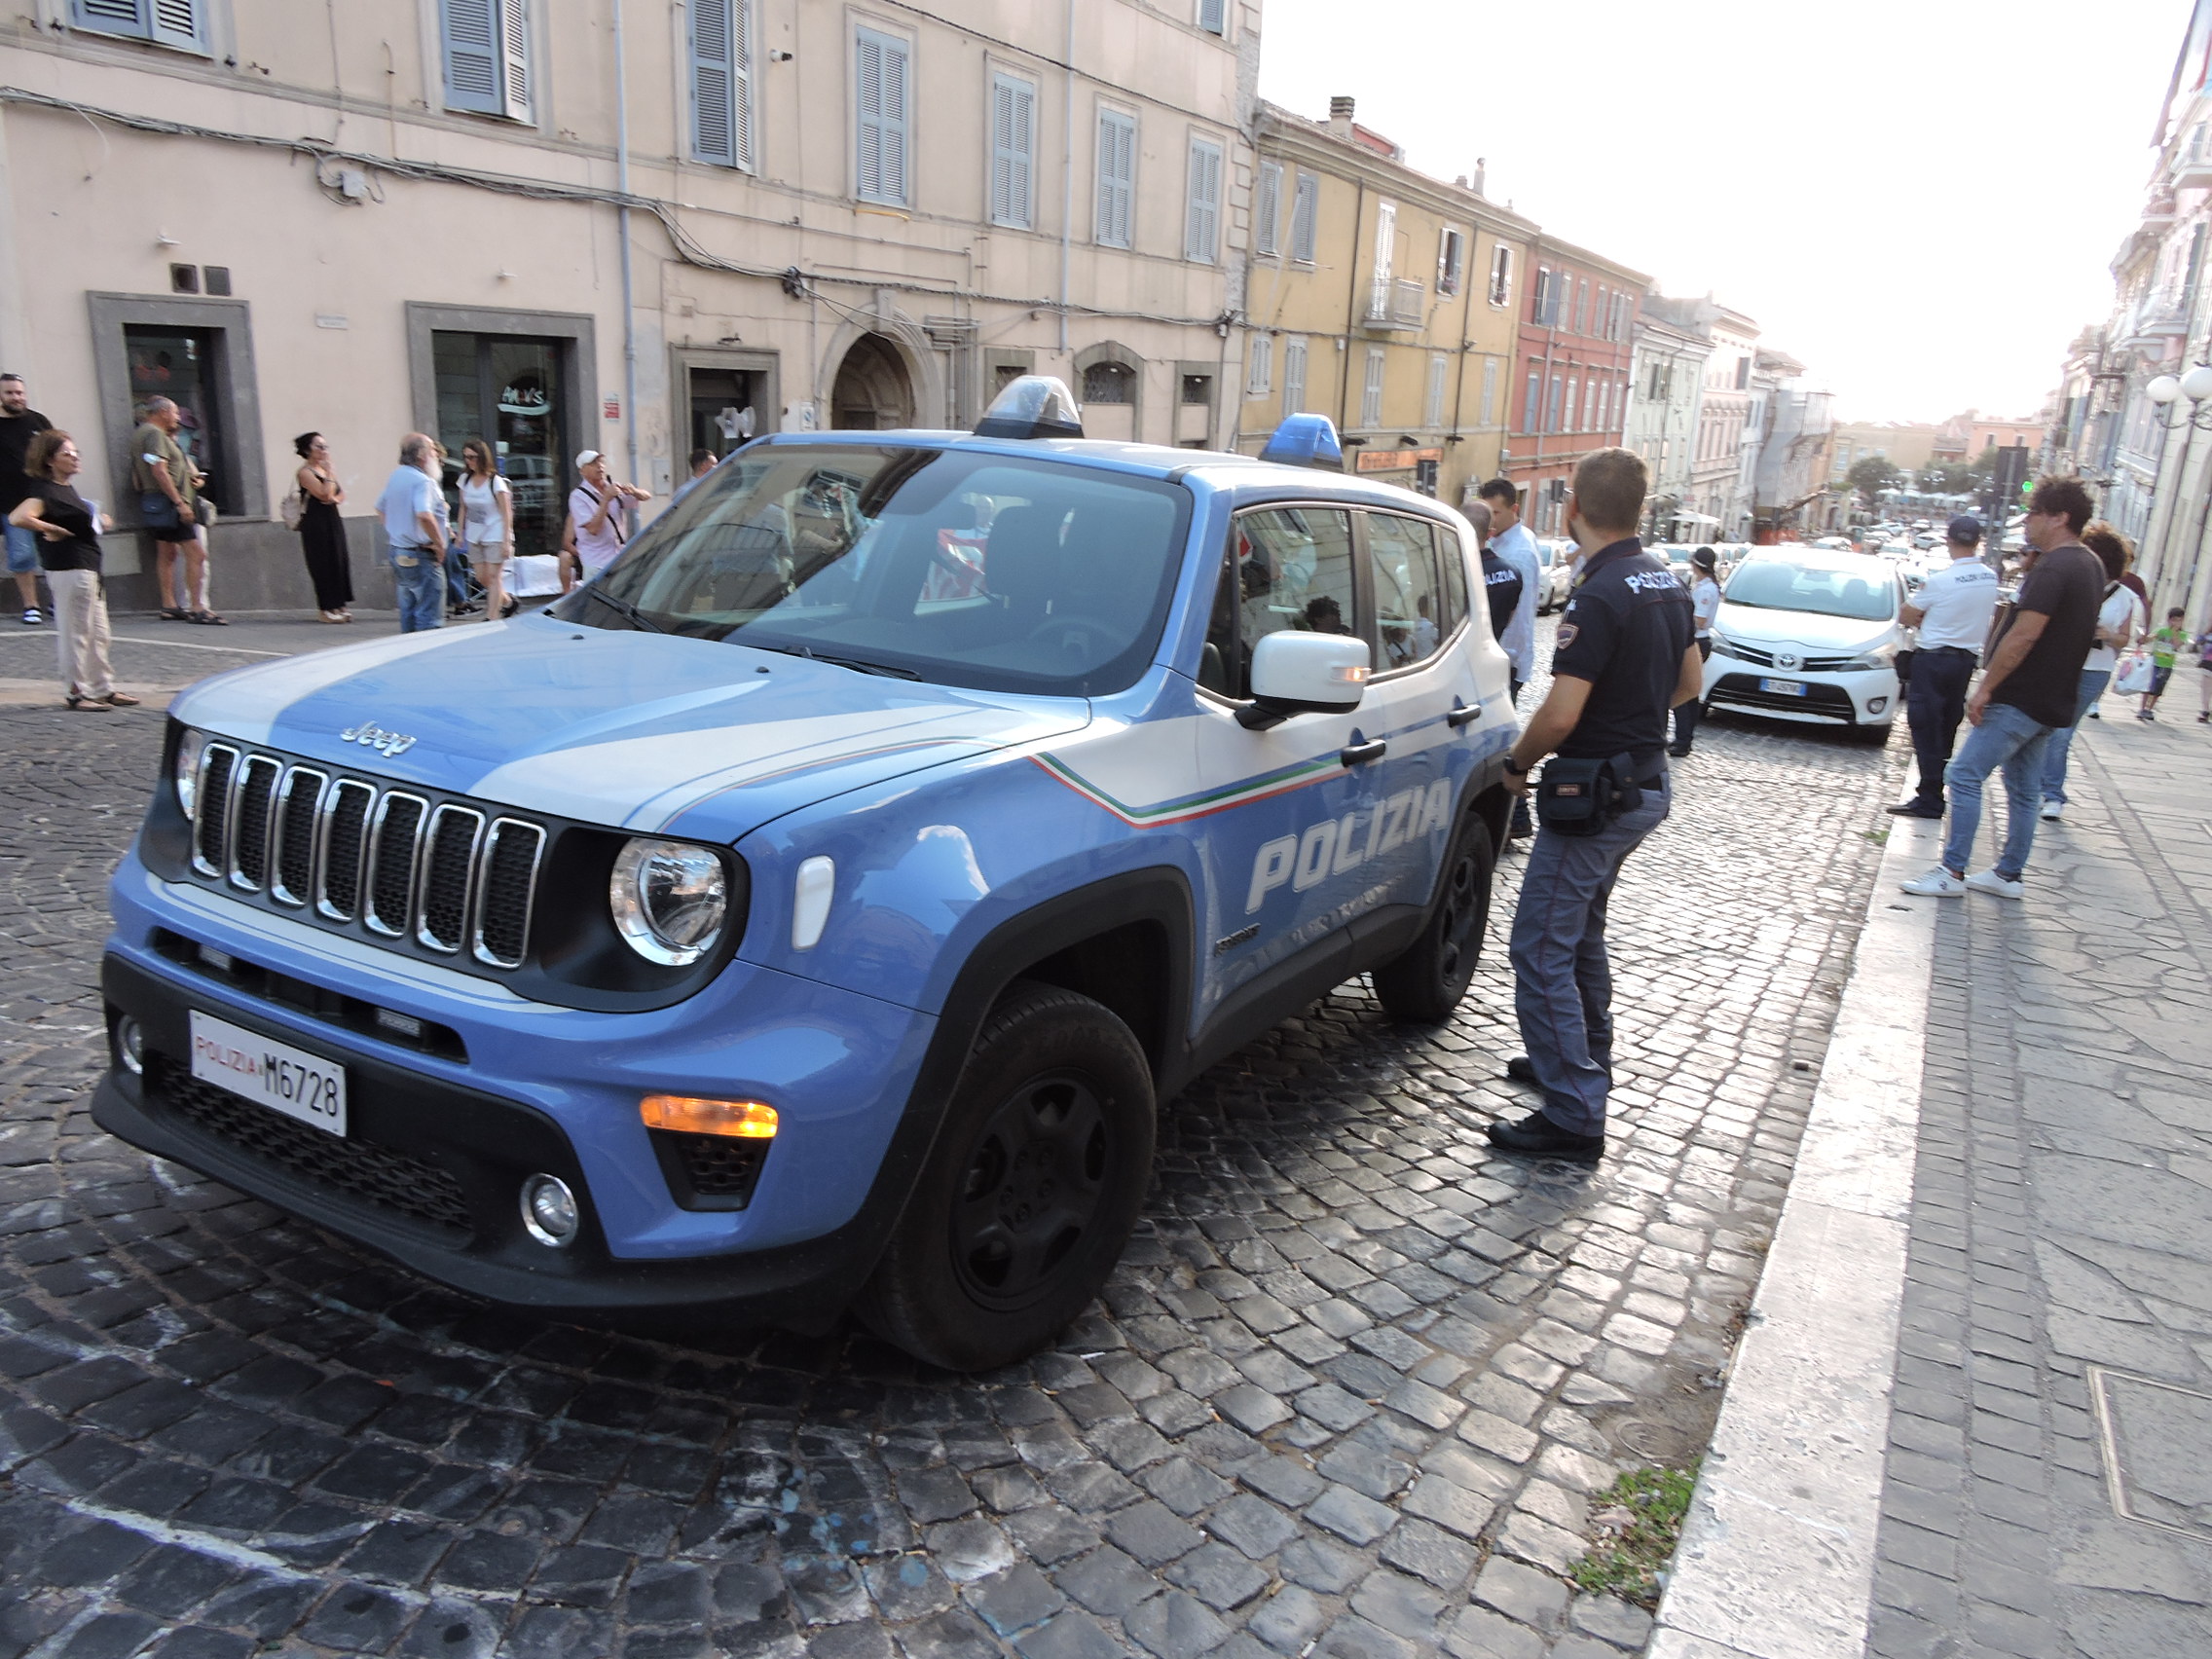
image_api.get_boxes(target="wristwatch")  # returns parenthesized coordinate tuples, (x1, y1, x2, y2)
(1502, 756, 1529, 778)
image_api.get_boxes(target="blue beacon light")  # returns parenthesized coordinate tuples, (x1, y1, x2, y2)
(1259, 413, 1346, 471)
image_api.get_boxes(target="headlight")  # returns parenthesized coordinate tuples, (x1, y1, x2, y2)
(173, 728, 208, 820)
(1836, 648, 1897, 672)
(1709, 633, 1739, 659)
(609, 838, 727, 966)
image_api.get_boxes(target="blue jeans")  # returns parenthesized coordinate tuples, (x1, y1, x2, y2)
(1939, 703, 2052, 881)
(2039, 669, 2111, 806)
(445, 545, 472, 609)
(1510, 774, 1672, 1136)
(391, 553, 446, 634)
(4, 521, 36, 575)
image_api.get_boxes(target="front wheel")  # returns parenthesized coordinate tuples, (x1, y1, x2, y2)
(856, 983, 1155, 1371)
(1373, 807, 1495, 1021)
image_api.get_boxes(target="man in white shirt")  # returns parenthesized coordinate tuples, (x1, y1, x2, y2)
(1478, 479, 1542, 839)
(1889, 514, 2000, 819)
(565, 449, 651, 587)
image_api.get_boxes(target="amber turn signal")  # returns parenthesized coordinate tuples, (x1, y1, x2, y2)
(640, 1094, 779, 1139)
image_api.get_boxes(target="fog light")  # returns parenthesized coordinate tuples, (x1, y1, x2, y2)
(1866, 696, 1889, 715)
(519, 1174, 580, 1247)
(641, 1094, 779, 1139)
(115, 1016, 143, 1077)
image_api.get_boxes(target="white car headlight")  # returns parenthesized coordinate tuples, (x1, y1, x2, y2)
(609, 838, 728, 966)
(1836, 647, 1897, 672)
(173, 728, 208, 820)
(1709, 632, 1740, 659)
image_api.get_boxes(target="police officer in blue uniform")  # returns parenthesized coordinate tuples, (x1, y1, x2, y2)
(1492, 449, 1702, 1162)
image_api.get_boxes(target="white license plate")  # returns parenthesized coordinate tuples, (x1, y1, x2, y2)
(1759, 678, 1807, 697)
(189, 1011, 348, 1137)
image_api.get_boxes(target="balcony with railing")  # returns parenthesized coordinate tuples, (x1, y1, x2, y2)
(1362, 277, 1426, 331)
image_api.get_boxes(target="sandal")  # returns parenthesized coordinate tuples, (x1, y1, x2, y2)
(63, 693, 114, 712)
(102, 691, 142, 708)
(188, 610, 229, 625)
(160, 607, 191, 622)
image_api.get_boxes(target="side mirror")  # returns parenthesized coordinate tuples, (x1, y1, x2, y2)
(1237, 632, 1370, 729)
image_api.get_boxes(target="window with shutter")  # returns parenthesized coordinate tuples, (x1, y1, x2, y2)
(1546, 375, 1562, 433)
(1291, 173, 1318, 263)
(990, 74, 1037, 229)
(1490, 244, 1513, 308)
(855, 27, 910, 205)
(71, 0, 209, 55)
(1480, 359, 1497, 426)
(498, 0, 531, 121)
(1370, 202, 1396, 319)
(1198, 0, 1227, 35)
(1095, 111, 1135, 248)
(690, 0, 753, 169)
(1185, 137, 1222, 264)
(1437, 230, 1464, 298)
(1254, 162, 1282, 258)
(1283, 337, 1307, 416)
(1361, 349, 1385, 429)
(1425, 355, 1448, 427)
(1247, 335, 1272, 396)
(1566, 378, 1579, 433)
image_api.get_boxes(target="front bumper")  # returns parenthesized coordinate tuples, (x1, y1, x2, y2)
(93, 951, 910, 1331)
(1703, 661, 1899, 726)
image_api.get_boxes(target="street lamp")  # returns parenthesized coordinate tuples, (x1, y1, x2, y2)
(2145, 362, 2212, 428)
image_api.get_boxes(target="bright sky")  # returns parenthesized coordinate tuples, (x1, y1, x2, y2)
(1257, 0, 2186, 424)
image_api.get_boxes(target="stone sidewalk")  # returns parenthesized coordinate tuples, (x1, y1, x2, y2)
(1861, 707, 2212, 1659)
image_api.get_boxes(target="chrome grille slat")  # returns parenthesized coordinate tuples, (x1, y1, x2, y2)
(227, 756, 282, 891)
(415, 805, 485, 954)
(473, 819, 545, 969)
(365, 793, 428, 938)
(188, 742, 543, 973)
(192, 744, 240, 877)
(317, 779, 376, 921)
(270, 767, 327, 906)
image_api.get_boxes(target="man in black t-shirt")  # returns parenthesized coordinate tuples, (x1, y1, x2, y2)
(0, 373, 54, 625)
(1900, 476, 2103, 902)
(1491, 449, 1702, 1162)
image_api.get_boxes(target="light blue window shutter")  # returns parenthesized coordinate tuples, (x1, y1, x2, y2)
(691, 0, 737, 165)
(857, 28, 909, 204)
(1254, 162, 1281, 257)
(498, 0, 532, 121)
(1291, 173, 1318, 262)
(1198, 0, 1227, 35)
(72, 0, 145, 33)
(991, 75, 1035, 229)
(1186, 138, 1221, 264)
(443, 0, 503, 114)
(1096, 112, 1135, 248)
(730, 0, 755, 169)
(149, 0, 207, 51)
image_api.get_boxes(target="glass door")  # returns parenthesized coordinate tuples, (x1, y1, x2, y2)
(127, 326, 226, 512)
(687, 366, 766, 463)
(432, 332, 568, 562)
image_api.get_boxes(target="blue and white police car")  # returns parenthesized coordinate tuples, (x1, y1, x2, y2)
(93, 383, 1520, 1370)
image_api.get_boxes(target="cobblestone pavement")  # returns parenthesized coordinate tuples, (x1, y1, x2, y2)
(2, 627, 1902, 1659)
(1867, 704, 2212, 1659)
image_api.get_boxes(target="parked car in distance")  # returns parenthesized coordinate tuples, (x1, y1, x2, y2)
(1701, 550, 1904, 743)
(1533, 538, 1576, 611)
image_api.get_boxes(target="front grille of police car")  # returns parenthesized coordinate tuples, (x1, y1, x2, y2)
(189, 742, 544, 971)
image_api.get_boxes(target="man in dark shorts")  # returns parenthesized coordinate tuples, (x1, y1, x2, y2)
(1900, 477, 2103, 901)
(130, 396, 210, 622)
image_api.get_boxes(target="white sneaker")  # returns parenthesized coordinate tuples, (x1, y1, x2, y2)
(1965, 868, 2025, 900)
(1900, 866, 1966, 897)
(2040, 801, 2062, 822)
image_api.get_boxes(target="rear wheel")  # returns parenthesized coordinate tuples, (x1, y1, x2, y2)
(856, 983, 1155, 1371)
(1373, 808, 1495, 1021)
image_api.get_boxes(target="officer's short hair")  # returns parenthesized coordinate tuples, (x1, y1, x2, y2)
(1570, 448, 1647, 535)
(2027, 476, 2094, 535)
(1464, 499, 1493, 542)
(1476, 478, 1520, 509)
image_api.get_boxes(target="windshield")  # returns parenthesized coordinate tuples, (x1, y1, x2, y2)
(563, 444, 1192, 695)
(1722, 559, 1896, 622)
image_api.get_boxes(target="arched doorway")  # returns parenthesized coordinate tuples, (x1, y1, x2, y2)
(831, 333, 915, 430)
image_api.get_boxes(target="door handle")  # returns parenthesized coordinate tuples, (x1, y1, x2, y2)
(1446, 700, 1481, 729)
(1340, 738, 1387, 766)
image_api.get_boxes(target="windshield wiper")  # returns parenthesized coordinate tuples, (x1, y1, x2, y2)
(580, 586, 667, 634)
(746, 641, 920, 680)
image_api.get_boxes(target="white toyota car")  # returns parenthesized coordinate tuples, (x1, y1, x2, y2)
(1700, 549, 1904, 742)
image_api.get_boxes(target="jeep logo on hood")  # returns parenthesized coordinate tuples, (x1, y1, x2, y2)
(340, 722, 419, 757)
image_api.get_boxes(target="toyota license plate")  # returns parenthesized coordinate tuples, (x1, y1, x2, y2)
(189, 1011, 348, 1137)
(1759, 678, 1807, 697)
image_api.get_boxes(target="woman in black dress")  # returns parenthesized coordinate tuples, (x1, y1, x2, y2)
(293, 430, 351, 622)
(6, 430, 137, 710)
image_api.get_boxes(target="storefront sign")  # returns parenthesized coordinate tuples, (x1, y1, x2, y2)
(1355, 447, 1443, 474)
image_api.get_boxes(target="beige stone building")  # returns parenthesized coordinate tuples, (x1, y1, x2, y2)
(1234, 97, 1535, 505)
(0, 0, 1258, 609)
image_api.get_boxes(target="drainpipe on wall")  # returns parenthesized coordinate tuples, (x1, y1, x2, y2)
(1060, 0, 1073, 358)
(613, 0, 641, 498)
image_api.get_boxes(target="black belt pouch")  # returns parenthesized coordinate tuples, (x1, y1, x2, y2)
(1535, 756, 1616, 837)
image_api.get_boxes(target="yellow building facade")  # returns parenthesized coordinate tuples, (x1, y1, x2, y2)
(1235, 100, 1536, 505)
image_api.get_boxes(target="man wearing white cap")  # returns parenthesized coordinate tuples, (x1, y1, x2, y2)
(565, 450, 650, 587)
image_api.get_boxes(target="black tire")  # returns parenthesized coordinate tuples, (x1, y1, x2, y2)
(1373, 807, 1495, 1021)
(856, 982, 1155, 1371)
